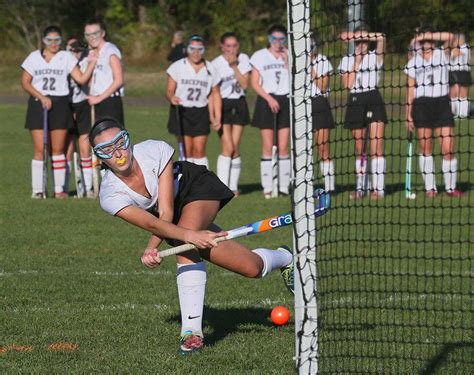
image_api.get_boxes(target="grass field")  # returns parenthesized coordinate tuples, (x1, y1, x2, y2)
(1, 100, 472, 373)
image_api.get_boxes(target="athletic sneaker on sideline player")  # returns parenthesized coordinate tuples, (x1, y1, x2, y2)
(250, 24, 291, 198)
(310, 35, 336, 193)
(166, 35, 221, 168)
(21, 25, 97, 199)
(447, 33, 471, 118)
(64, 37, 94, 197)
(404, 27, 463, 197)
(84, 20, 124, 124)
(88, 118, 294, 354)
(212, 32, 252, 195)
(338, 25, 387, 200)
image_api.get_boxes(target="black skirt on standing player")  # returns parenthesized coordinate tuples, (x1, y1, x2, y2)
(311, 96, 335, 130)
(221, 97, 250, 125)
(167, 105, 210, 136)
(25, 95, 74, 130)
(252, 94, 290, 129)
(343, 89, 387, 129)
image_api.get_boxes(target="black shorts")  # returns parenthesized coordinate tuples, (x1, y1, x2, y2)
(94, 96, 124, 125)
(311, 96, 335, 130)
(25, 95, 73, 130)
(71, 100, 91, 136)
(167, 106, 210, 137)
(449, 71, 472, 86)
(412, 96, 454, 128)
(222, 97, 250, 125)
(344, 89, 387, 129)
(252, 94, 290, 130)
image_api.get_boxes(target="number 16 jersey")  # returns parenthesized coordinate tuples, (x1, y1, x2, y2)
(250, 48, 289, 96)
(211, 53, 252, 99)
(166, 58, 221, 108)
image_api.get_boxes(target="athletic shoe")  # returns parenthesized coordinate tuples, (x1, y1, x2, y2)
(349, 190, 366, 200)
(232, 190, 241, 197)
(54, 192, 68, 199)
(278, 246, 294, 295)
(425, 191, 438, 198)
(263, 191, 272, 199)
(446, 189, 464, 197)
(370, 191, 384, 200)
(31, 192, 44, 199)
(179, 331, 204, 355)
(86, 190, 95, 199)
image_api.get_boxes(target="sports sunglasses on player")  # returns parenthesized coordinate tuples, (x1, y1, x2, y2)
(43, 36, 62, 46)
(187, 45, 205, 54)
(93, 130, 130, 159)
(268, 35, 287, 44)
(84, 30, 102, 39)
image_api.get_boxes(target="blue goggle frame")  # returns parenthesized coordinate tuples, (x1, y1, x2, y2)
(268, 35, 287, 44)
(93, 130, 130, 159)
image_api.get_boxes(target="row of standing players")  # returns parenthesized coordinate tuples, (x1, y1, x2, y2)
(23, 22, 470, 199)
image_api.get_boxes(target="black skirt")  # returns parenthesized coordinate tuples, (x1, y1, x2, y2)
(25, 95, 74, 130)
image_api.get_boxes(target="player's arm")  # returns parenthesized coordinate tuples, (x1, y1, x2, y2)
(311, 68, 330, 93)
(405, 76, 416, 131)
(251, 68, 279, 112)
(232, 65, 249, 90)
(415, 31, 454, 44)
(209, 85, 222, 131)
(21, 70, 51, 109)
(70, 51, 97, 85)
(166, 76, 180, 105)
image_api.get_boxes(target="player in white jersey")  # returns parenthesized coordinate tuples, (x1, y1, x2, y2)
(21, 25, 96, 199)
(64, 37, 94, 197)
(212, 32, 252, 195)
(447, 33, 471, 118)
(338, 25, 387, 200)
(88, 118, 293, 354)
(404, 27, 463, 197)
(166, 35, 222, 168)
(250, 24, 291, 198)
(84, 20, 124, 124)
(310, 35, 336, 193)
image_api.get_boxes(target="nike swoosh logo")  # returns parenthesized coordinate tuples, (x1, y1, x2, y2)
(188, 315, 200, 320)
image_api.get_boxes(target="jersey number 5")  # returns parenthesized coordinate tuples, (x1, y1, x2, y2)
(42, 77, 56, 91)
(187, 88, 202, 101)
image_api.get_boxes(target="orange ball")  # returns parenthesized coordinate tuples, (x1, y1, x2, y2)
(270, 305, 290, 326)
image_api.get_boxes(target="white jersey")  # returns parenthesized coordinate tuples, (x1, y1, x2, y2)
(312, 54, 333, 97)
(211, 54, 251, 99)
(91, 42, 124, 97)
(100, 140, 176, 216)
(21, 50, 78, 96)
(69, 57, 89, 103)
(449, 43, 471, 72)
(167, 58, 221, 108)
(250, 48, 289, 95)
(404, 49, 450, 98)
(338, 50, 383, 93)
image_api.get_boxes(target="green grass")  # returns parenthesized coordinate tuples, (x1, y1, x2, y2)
(1, 102, 472, 373)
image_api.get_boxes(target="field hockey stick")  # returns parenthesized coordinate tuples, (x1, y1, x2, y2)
(360, 125, 370, 192)
(158, 189, 330, 259)
(405, 131, 416, 199)
(73, 136, 85, 198)
(271, 111, 279, 198)
(42, 108, 49, 198)
(90, 105, 100, 197)
(175, 105, 186, 161)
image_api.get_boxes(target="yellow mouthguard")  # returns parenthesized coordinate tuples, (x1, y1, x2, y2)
(116, 157, 127, 166)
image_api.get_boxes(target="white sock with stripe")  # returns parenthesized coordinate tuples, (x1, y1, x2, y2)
(52, 154, 67, 194)
(229, 157, 241, 193)
(371, 157, 385, 194)
(320, 160, 335, 192)
(193, 157, 209, 169)
(278, 156, 291, 194)
(216, 154, 231, 186)
(419, 155, 437, 192)
(31, 159, 44, 194)
(252, 248, 292, 278)
(81, 157, 93, 191)
(177, 262, 206, 336)
(442, 158, 457, 193)
(260, 158, 272, 193)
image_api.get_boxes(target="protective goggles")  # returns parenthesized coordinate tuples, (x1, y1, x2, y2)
(187, 45, 205, 54)
(268, 35, 287, 44)
(84, 30, 102, 39)
(93, 130, 130, 159)
(43, 36, 62, 46)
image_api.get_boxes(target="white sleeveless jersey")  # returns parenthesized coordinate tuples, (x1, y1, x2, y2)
(21, 50, 78, 96)
(100, 140, 176, 216)
(404, 49, 450, 98)
(167, 58, 221, 108)
(69, 57, 89, 103)
(211, 54, 251, 99)
(250, 48, 289, 95)
(312, 54, 333, 97)
(449, 43, 471, 72)
(338, 50, 383, 93)
(91, 42, 124, 97)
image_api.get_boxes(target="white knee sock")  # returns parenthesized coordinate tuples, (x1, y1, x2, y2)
(193, 157, 209, 169)
(371, 157, 385, 194)
(64, 161, 72, 193)
(419, 155, 437, 192)
(216, 154, 231, 187)
(229, 157, 241, 193)
(442, 158, 457, 192)
(451, 98, 459, 117)
(32, 159, 44, 194)
(459, 98, 469, 118)
(81, 157, 93, 191)
(52, 154, 67, 194)
(177, 262, 206, 336)
(252, 248, 292, 278)
(320, 160, 335, 192)
(260, 158, 272, 193)
(278, 156, 291, 194)
(355, 159, 369, 191)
